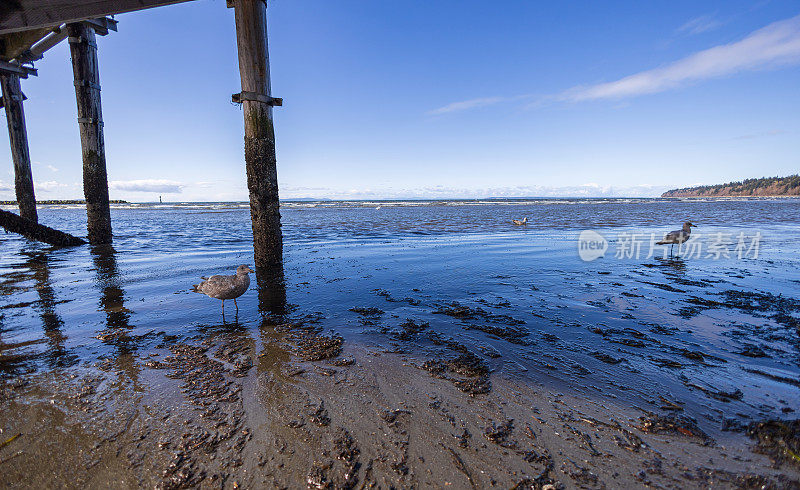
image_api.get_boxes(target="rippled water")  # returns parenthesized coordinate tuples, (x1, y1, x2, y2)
(2, 198, 799, 430)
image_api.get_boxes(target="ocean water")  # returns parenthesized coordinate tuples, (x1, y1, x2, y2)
(1, 198, 799, 430)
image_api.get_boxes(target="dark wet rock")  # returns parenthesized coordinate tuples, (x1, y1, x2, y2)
(638, 413, 711, 443)
(747, 419, 800, 468)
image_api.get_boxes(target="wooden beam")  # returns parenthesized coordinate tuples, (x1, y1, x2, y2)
(1, 72, 37, 222)
(0, 59, 36, 78)
(0, 0, 193, 34)
(0, 209, 86, 246)
(0, 27, 50, 60)
(233, 0, 285, 312)
(68, 22, 112, 244)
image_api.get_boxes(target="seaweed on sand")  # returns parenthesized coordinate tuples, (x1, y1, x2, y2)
(747, 419, 800, 467)
(277, 319, 343, 362)
(433, 301, 525, 326)
(637, 413, 712, 444)
(391, 319, 429, 341)
(421, 352, 492, 395)
(464, 324, 531, 345)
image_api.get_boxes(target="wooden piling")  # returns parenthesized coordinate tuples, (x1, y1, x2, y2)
(0, 208, 86, 246)
(233, 0, 285, 310)
(0, 73, 37, 222)
(67, 22, 112, 244)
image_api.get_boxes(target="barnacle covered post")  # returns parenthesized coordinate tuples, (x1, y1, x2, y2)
(0, 64, 37, 222)
(232, 0, 286, 311)
(67, 19, 115, 244)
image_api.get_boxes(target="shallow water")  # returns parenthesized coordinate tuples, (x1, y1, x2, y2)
(2, 198, 799, 431)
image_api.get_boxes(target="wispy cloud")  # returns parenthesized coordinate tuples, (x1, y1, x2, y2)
(0, 180, 12, 192)
(430, 14, 800, 114)
(110, 179, 184, 193)
(732, 129, 787, 140)
(562, 14, 800, 102)
(676, 14, 723, 36)
(427, 96, 510, 115)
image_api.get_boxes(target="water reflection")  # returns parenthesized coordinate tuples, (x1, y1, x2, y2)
(256, 265, 287, 315)
(653, 256, 687, 273)
(22, 250, 77, 369)
(90, 244, 141, 389)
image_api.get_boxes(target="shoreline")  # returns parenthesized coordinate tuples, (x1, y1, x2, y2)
(2, 202, 799, 487)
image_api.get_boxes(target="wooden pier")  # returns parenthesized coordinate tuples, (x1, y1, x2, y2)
(1, 0, 285, 309)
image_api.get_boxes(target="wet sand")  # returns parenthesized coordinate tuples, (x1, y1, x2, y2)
(3, 334, 797, 489)
(2, 200, 800, 487)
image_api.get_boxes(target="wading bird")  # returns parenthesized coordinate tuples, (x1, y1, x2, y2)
(656, 222, 695, 255)
(193, 265, 254, 315)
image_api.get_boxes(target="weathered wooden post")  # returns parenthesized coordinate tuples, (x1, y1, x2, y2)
(232, 0, 286, 312)
(0, 71, 37, 222)
(67, 22, 112, 244)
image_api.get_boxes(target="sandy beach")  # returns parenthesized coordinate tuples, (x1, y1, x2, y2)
(2, 199, 800, 488)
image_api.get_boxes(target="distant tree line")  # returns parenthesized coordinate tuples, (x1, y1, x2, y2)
(662, 175, 800, 197)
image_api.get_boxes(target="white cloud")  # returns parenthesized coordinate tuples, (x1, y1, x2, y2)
(36, 181, 68, 192)
(427, 97, 509, 115)
(280, 183, 669, 200)
(110, 179, 184, 193)
(562, 14, 800, 102)
(0, 180, 12, 192)
(676, 14, 723, 36)
(428, 14, 800, 114)
(47, 165, 58, 172)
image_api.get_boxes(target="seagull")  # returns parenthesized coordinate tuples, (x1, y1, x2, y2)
(512, 217, 528, 226)
(193, 265, 254, 315)
(656, 222, 695, 255)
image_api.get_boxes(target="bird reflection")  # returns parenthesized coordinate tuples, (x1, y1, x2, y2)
(653, 255, 687, 274)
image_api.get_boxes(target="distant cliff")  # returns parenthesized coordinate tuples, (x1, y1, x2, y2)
(662, 175, 800, 197)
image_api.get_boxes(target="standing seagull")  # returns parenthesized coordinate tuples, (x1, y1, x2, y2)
(193, 265, 254, 315)
(656, 222, 695, 255)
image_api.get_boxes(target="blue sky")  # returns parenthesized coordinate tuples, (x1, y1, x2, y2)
(1, 0, 799, 201)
